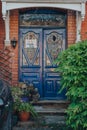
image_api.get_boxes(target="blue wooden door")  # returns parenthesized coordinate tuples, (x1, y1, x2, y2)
(19, 28, 66, 99)
(43, 29, 66, 99)
(19, 28, 43, 96)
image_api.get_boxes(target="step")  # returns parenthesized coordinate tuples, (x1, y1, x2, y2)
(13, 115, 66, 130)
(34, 106, 66, 115)
(33, 100, 69, 116)
(33, 100, 69, 108)
(33, 100, 69, 104)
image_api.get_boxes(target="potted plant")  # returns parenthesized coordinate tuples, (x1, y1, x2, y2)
(17, 102, 37, 121)
(11, 86, 23, 112)
(19, 83, 29, 102)
(19, 83, 40, 102)
(26, 83, 40, 102)
(11, 86, 23, 125)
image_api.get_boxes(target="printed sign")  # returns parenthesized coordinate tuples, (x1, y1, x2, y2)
(25, 39, 37, 48)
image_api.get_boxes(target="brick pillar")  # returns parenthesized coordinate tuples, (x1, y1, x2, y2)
(10, 10, 19, 85)
(67, 10, 76, 46)
(81, 2, 87, 40)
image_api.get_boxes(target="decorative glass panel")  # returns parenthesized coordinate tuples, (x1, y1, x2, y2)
(20, 14, 66, 27)
(46, 54, 51, 66)
(23, 54, 28, 66)
(46, 32, 63, 65)
(23, 32, 39, 65)
(34, 53, 39, 65)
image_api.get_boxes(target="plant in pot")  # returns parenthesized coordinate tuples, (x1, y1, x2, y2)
(26, 83, 40, 102)
(11, 86, 23, 112)
(11, 86, 23, 125)
(19, 83, 29, 102)
(17, 101, 38, 121)
(19, 83, 40, 103)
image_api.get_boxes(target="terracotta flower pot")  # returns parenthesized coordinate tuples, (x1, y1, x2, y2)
(19, 111, 30, 121)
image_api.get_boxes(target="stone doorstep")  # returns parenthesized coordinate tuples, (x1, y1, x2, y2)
(33, 100, 69, 110)
(37, 115, 66, 124)
(34, 106, 66, 114)
(15, 115, 66, 126)
(33, 100, 69, 106)
(48, 117, 65, 124)
(33, 100, 69, 104)
(13, 115, 66, 130)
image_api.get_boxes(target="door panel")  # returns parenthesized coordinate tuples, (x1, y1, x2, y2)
(43, 29, 66, 99)
(19, 28, 43, 97)
(19, 28, 66, 99)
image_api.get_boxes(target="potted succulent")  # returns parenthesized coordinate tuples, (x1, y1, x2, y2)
(17, 102, 37, 121)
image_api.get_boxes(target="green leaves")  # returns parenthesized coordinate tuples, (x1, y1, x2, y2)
(54, 40, 87, 130)
(18, 102, 38, 118)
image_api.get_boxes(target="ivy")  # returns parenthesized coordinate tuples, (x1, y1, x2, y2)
(54, 40, 87, 130)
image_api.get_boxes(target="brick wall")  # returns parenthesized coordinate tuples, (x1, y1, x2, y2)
(81, 2, 87, 40)
(0, 2, 12, 85)
(67, 10, 76, 46)
(10, 10, 19, 85)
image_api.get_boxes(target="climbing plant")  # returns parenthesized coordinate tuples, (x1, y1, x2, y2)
(54, 40, 87, 130)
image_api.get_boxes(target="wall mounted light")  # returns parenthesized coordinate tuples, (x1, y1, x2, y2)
(11, 37, 17, 48)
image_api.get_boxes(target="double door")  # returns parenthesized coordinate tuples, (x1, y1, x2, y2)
(19, 28, 66, 99)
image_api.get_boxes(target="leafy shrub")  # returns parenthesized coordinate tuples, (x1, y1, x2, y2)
(54, 40, 87, 130)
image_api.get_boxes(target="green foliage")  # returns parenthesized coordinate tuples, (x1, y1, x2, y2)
(17, 102, 38, 118)
(54, 40, 87, 130)
(11, 86, 23, 110)
(11, 86, 38, 118)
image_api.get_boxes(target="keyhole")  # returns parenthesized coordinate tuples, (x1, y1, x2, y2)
(53, 35, 56, 41)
